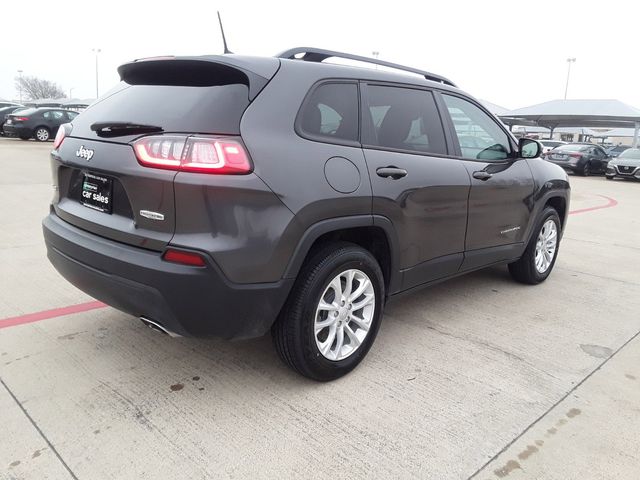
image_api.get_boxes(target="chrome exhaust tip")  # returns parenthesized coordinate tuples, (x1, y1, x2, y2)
(140, 316, 182, 338)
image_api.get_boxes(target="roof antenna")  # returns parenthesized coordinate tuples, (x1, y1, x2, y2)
(217, 11, 233, 54)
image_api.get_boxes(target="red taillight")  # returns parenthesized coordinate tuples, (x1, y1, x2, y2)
(569, 153, 582, 158)
(133, 136, 251, 174)
(53, 124, 69, 149)
(162, 249, 206, 267)
(13, 116, 29, 121)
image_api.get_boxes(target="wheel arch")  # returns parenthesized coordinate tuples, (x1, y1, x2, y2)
(545, 196, 567, 228)
(282, 215, 402, 295)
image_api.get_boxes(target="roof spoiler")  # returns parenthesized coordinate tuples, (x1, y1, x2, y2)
(117, 58, 270, 100)
(276, 47, 457, 88)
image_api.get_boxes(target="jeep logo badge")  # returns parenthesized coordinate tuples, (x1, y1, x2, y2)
(76, 145, 94, 161)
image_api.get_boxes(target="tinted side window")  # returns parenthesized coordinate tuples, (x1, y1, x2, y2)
(66, 111, 78, 120)
(442, 94, 511, 161)
(44, 111, 64, 120)
(298, 83, 358, 143)
(363, 86, 447, 155)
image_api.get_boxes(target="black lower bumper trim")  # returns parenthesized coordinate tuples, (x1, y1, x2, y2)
(43, 214, 293, 339)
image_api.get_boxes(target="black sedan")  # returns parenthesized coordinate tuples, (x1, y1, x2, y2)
(542, 143, 610, 176)
(2, 107, 78, 141)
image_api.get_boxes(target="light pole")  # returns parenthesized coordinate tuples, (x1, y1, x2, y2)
(92, 48, 101, 98)
(17, 69, 23, 103)
(69, 87, 75, 98)
(564, 57, 576, 100)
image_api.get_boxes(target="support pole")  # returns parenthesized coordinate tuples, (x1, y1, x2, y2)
(633, 122, 640, 149)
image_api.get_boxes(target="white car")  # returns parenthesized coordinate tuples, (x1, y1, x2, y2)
(540, 140, 567, 156)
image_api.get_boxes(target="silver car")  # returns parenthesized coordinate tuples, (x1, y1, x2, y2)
(606, 148, 640, 180)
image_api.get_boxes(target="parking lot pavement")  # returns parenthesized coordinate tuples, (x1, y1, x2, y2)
(1, 135, 639, 479)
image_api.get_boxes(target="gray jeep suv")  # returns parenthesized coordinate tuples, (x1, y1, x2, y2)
(42, 48, 570, 381)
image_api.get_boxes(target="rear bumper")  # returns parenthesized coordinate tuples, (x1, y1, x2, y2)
(2, 124, 29, 137)
(546, 159, 579, 172)
(42, 212, 293, 339)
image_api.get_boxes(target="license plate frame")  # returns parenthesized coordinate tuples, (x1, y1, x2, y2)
(80, 172, 113, 214)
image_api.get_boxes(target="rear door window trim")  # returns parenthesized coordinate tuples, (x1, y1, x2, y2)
(359, 81, 454, 159)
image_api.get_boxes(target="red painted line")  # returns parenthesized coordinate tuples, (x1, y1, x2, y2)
(0, 301, 106, 330)
(569, 194, 618, 216)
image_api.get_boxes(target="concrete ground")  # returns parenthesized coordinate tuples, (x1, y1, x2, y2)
(0, 136, 638, 480)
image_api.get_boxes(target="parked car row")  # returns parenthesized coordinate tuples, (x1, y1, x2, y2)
(542, 143, 610, 176)
(2, 107, 78, 141)
(541, 142, 639, 181)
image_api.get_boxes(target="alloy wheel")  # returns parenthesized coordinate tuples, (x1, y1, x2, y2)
(534, 219, 558, 274)
(36, 128, 49, 141)
(314, 269, 375, 361)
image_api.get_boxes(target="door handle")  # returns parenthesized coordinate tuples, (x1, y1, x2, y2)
(376, 166, 407, 179)
(473, 171, 493, 181)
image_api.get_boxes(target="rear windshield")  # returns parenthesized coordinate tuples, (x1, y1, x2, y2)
(11, 108, 37, 116)
(555, 144, 589, 152)
(71, 82, 250, 138)
(541, 141, 562, 147)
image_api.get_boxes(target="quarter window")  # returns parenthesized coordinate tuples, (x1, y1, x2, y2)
(442, 94, 511, 161)
(298, 83, 359, 143)
(362, 85, 447, 155)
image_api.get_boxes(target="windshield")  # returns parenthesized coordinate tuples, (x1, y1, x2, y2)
(541, 141, 562, 147)
(618, 148, 640, 159)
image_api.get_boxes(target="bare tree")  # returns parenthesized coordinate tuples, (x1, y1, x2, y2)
(15, 75, 66, 100)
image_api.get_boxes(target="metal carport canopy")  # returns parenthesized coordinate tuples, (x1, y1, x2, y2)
(499, 99, 640, 146)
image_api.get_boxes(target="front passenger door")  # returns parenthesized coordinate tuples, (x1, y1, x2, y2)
(439, 93, 535, 271)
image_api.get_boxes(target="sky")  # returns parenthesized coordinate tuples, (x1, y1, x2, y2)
(1, 0, 639, 110)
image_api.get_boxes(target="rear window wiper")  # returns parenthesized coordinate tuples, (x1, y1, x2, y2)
(90, 122, 163, 138)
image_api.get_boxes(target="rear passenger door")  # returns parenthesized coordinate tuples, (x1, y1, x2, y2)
(360, 83, 471, 291)
(438, 93, 535, 270)
(44, 110, 65, 133)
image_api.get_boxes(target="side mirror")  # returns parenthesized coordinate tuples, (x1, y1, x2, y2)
(519, 138, 542, 159)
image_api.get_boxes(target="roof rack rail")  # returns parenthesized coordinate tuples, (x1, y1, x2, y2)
(276, 47, 457, 88)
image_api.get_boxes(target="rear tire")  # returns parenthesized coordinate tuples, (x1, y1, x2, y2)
(35, 127, 50, 142)
(580, 163, 590, 176)
(508, 207, 561, 285)
(272, 242, 385, 381)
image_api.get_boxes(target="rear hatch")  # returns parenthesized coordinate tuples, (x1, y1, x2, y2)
(51, 56, 279, 250)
